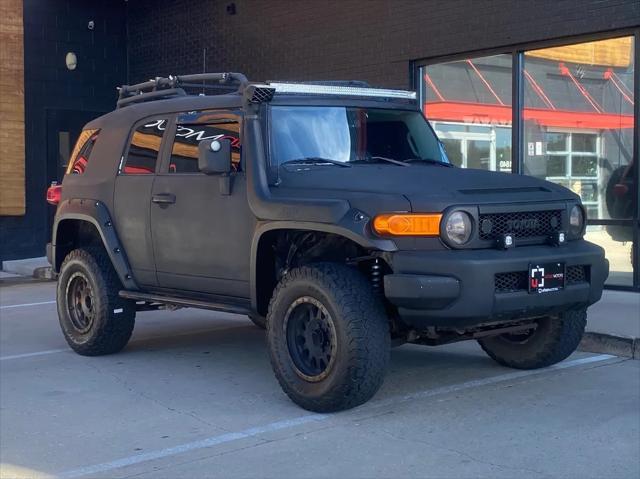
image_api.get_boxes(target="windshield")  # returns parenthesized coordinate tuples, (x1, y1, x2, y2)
(269, 106, 449, 169)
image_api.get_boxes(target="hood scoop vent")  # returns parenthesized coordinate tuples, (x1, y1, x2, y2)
(459, 186, 551, 195)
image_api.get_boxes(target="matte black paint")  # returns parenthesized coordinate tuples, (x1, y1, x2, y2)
(52, 199, 137, 291)
(51, 86, 608, 330)
(385, 241, 608, 328)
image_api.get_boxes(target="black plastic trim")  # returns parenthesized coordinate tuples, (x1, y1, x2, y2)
(119, 290, 251, 315)
(52, 199, 139, 291)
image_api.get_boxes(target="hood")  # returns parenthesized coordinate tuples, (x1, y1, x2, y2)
(275, 164, 578, 213)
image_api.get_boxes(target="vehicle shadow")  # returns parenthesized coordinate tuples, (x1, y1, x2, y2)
(113, 312, 499, 405)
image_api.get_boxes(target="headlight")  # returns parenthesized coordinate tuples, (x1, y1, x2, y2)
(569, 205, 585, 236)
(444, 211, 473, 245)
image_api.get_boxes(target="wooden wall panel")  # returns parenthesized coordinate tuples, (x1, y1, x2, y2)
(0, 0, 25, 216)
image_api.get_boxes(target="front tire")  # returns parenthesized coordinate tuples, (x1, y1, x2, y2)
(267, 263, 390, 412)
(57, 247, 135, 356)
(478, 309, 587, 369)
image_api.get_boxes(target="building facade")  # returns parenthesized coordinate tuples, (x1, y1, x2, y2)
(0, 0, 127, 262)
(1, 0, 638, 289)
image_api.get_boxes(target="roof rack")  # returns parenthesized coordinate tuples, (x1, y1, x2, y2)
(116, 72, 416, 108)
(116, 72, 249, 108)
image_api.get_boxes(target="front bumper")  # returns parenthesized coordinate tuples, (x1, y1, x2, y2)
(384, 240, 608, 329)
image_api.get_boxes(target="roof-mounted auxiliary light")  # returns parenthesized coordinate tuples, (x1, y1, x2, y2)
(267, 82, 417, 100)
(116, 72, 416, 108)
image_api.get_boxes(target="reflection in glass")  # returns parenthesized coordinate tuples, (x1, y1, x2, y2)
(421, 54, 513, 172)
(269, 106, 447, 168)
(586, 226, 635, 286)
(523, 36, 635, 222)
(123, 121, 166, 174)
(572, 133, 597, 153)
(547, 155, 567, 176)
(169, 120, 241, 173)
(545, 132, 568, 152)
(572, 156, 598, 176)
(442, 138, 463, 167)
(467, 140, 491, 170)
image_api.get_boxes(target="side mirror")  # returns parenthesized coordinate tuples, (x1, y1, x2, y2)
(198, 138, 232, 175)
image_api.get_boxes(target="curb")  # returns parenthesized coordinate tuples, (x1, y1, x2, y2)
(33, 266, 55, 280)
(0, 276, 53, 286)
(579, 332, 639, 359)
(0, 267, 55, 286)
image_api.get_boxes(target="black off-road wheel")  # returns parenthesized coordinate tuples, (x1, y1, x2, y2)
(477, 309, 587, 369)
(57, 247, 135, 356)
(267, 263, 390, 412)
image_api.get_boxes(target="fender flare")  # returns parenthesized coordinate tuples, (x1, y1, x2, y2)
(52, 199, 139, 291)
(249, 216, 397, 312)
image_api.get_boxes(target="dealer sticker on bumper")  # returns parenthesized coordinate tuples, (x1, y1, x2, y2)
(529, 262, 565, 294)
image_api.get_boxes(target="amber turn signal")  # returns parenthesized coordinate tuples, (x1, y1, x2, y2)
(373, 213, 442, 236)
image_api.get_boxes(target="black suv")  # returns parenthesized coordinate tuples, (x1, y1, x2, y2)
(47, 72, 608, 412)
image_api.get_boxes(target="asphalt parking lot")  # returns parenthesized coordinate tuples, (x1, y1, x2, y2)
(1, 280, 639, 479)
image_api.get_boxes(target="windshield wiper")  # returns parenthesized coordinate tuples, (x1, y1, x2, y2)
(282, 157, 352, 168)
(354, 156, 409, 167)
(404, 158, 454, 167)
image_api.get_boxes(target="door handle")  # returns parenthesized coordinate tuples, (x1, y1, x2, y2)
(151, 193, 176, 205)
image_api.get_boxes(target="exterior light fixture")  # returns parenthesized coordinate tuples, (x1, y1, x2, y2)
(498, 234, 515, 249)
(65, 52, 77, 71)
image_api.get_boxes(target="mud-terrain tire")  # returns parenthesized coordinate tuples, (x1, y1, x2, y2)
(267, 263, 390, 412)
(478, 309, 587, 369)
(57, 247, 135, 356)
(248, 313, 267, 329)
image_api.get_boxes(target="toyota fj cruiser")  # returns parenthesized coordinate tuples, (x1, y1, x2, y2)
(48, 72, 608, 412)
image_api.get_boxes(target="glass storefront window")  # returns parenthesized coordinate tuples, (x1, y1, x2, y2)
(585, 225, 636, 287)
(522, 36, 635, 222)
(420, 35, 638, 289)
(421, 55, 512, 172)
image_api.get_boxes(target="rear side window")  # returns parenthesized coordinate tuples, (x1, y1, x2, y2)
(66, 129, 100, 175)
(168, 114, 241, 173)
(121, 119, 167, 174)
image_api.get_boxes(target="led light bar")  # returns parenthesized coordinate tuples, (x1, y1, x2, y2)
(266, 82, 417, 100)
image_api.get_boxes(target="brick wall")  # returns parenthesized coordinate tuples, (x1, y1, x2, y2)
(0, 0, 25, 216)
(127, 0, 639, 87)
(0, 0, 127, 262)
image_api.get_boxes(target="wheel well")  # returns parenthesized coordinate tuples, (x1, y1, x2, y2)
(255, 229, 377, 317)
(54, 219, 104, 270)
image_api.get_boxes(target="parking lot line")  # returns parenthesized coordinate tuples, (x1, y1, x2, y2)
(0, 348, 70, 361)
(55, 353, 616, 479)
(0, 300, 56, 310)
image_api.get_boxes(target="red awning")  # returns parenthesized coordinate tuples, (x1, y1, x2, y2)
(425, 101, 634, 129)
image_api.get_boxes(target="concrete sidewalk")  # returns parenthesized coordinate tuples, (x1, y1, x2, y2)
(2, 256, 638, 357)
(581, 290, 640, 359)
(1, 256, 52, 280)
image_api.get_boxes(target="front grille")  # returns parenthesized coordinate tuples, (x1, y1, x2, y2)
(495, 271, 528, 293)
(495, 264, 589, 293)
(566, 265, 588, 284)
(479, 210, 562, 241)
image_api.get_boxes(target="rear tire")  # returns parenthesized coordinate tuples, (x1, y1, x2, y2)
(57, 247, 135, 356)
(267, 263, 390, 412)
(477, 309, 587, 369)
